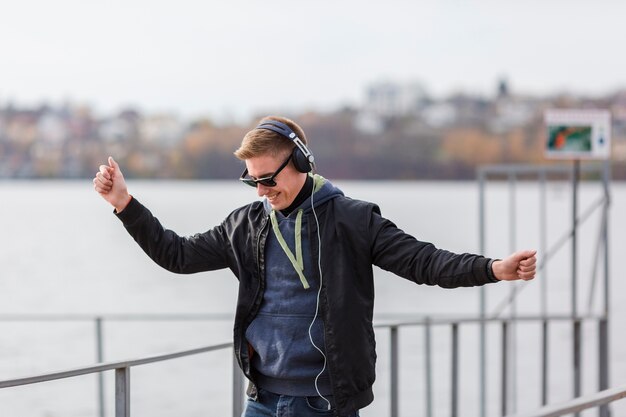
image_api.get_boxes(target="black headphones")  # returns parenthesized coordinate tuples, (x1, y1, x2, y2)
(255, 120, 315, 173)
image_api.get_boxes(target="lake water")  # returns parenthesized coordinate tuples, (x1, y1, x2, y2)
(0, 179, 624, 416)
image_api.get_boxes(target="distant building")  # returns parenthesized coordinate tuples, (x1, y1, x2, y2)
(497, 77, 510, 99)
(37, 108, 68, 145)
(421, 103, 457, 128)
(611, 90, 626, 126)
(365, 80, 429, 118)
(490, 79, 536, 133)
(356, 80, 430, 134)
(98, 109, 141, 143)
(139, 113, 184, 147)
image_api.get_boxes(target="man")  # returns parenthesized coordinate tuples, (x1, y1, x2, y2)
(93, 115, 536, 417)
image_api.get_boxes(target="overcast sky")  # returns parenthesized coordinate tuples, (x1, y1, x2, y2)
(1, 0, 625, 121)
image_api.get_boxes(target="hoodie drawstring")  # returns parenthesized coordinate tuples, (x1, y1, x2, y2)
(270, 209, 310, 289)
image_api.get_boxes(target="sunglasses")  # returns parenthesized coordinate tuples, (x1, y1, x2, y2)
(239, 154, 292, 188)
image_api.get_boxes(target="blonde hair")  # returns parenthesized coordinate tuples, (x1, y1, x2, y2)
(234, 115, 307, 160)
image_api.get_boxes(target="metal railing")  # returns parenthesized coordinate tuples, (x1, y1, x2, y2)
(0, 313, 233, 417)
(0, 312, 618, 417)
(0, 340, 245, 417)
(477, 162, 612, 417)
(377, 314, 610, 417)
(504, 383, 626, 417)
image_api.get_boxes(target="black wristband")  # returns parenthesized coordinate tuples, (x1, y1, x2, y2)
(487, 259, 500, 282)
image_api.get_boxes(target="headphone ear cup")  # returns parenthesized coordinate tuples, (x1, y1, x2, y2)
(292, 147, 312, 173)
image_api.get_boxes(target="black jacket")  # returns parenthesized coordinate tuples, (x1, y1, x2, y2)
(116, 193, 495, 416)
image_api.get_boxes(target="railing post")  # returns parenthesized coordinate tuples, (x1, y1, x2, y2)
(508, 172, 518, 414)
(572, 161, 580, 415)
(541, 319, 549, 406)
(574, 318, 582, 417)
(390, 326, 399, 417)
(233, 351, 245, 417)
(572, 160, 579, 321)
(115, 367, 130, 417)
(601, 159, 611, 417)
(539, 171, 549, 409)
(425, 318, 433, 417)
(599, 318, 610, 417)
(479, 310, 487, 417)
(451, 323, 459, 417)
(502, 320, 509, 417)
(95, 317, 106, 417)
(478, 170, 487, 417)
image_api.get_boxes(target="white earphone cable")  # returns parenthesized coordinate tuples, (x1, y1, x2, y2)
(307, 176, 332, 411)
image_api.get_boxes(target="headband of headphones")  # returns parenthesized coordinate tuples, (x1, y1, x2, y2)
(255, 120, 315, 172)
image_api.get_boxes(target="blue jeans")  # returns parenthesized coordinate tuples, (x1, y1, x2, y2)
(243, 388, 360, 417)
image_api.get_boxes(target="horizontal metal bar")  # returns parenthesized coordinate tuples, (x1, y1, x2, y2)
(0, 343, 232, 389)
(0, 312, 606, 328)
(478, 164, 604, 176)
(504, 384, 626, 417)
(0, 313, 234, 322)
(373, 313, 606, 329)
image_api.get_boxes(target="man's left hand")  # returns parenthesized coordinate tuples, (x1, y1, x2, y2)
(492, 250, 537, 281)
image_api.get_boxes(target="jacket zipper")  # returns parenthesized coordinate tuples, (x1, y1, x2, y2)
(239, 213, 269, 398)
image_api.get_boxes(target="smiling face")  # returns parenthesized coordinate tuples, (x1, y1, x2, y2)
(245, 152, 307, 211)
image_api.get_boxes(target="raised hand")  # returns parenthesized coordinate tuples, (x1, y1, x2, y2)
(93, 156, 132, 213)
(492, 250, 537, 281)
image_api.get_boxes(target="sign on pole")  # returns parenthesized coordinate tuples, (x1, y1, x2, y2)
(544, 109, 611, 160)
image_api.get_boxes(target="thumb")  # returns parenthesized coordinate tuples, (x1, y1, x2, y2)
(513, 249, 537, 262)
(108, 156, 120, 172)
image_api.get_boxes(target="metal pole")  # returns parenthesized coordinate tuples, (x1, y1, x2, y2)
(425, 317, 433, 417)
(572, 160, 579, 319)
(540, 171, 549, 407)
(451, 323, 459, 417)
(602, 159, 611, 317)
(232, 350, 245, 417)
(390, 326, 399, 417)
(115, 367, 130, 417)
(541, 319, 549, 406)
(95, 317, 105, 417)
(509, 172, 518, 414)
(574, 319, 582, 417)
(600, 159, 612, 417)
(539, 170, 548, 318)
(572, 161, 581, 407)
(502, 320, 509, 417)
(599, 318, 610, 417)
(478, 171, 487, 417)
